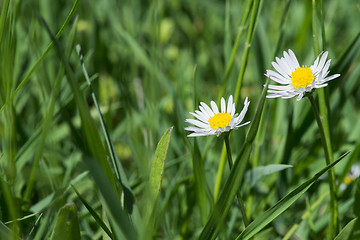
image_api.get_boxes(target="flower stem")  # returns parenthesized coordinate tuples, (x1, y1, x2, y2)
(307, 93, 338, 237)
(224, 134, 248, 227)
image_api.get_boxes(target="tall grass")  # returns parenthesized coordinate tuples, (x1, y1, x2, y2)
(0, 0, 359, 239)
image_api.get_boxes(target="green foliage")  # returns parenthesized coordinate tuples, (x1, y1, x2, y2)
(0, 0, 359, 239)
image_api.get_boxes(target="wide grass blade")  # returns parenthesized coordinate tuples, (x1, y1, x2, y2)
(235, 151, 351, 240)
(49, 203, 81, 240)
(334, 218, 357, 240)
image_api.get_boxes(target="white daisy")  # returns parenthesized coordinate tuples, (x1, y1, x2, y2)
(185, 95, 250, 137)
(265, 49, 340, 101)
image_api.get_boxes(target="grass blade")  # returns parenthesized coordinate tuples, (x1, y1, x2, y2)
(143, 127, 173, 238)
(334, 218, 357, 240)
(72, 185, 114, 239)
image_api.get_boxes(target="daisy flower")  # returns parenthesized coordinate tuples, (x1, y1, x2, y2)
(185, 95, 250, 137)
(265, 49, 340, 101)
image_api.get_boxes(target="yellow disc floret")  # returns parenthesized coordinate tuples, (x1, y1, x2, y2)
(291, 66, 315, 89)
(208, 112, 232, 130)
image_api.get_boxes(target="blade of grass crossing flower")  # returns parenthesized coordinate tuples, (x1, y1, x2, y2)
(49, 203, 81, 240)
(38, 17, 137, 239)
(213, 0, 260, 202)
(72, 186, 114, 239)
(199, 82, 268, 240)
(142, 127, 172, 239)
(235, 151, 350, 240)
(334, 218, 357, 240)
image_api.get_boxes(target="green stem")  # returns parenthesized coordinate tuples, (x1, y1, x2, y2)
(307, 93, 338, 238)
(224, 134, 248, 227)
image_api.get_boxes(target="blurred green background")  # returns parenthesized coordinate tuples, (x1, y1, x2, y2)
(0, 0, 359, 239)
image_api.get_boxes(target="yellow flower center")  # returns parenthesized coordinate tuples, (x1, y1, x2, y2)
(208, 112, 232, 130)
(344, 176, 353, 185)
(291, 66, 315, 89)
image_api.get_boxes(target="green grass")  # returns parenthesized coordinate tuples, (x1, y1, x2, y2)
(0, 0, 360, 239)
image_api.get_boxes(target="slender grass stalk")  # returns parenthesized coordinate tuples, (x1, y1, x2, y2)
(312, 0, 339, 237)
(307, 93, 338, 238)
(223, 134, 248, 227)
(217, 0, 252, 103)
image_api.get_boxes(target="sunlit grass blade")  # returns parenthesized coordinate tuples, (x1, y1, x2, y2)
(235, 151, 351, 240)
(49, 203, 81, 240)
(199, 81, 268, 240)
(72, 185, 113, 239)
(334, 218, 357, 240)
(142, 127, 173, 238)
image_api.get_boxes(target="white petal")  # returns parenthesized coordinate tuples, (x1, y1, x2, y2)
(195, 110, 209, 122)
(315, 83, 328, 88)
(283, 50, 297, 70)
(199, 106, 211, 119)
(184, 126, 206, 132)
(187, 132, 214, 137)
(189, 112, 207, 123)
(272, 61, 290, 79)
(296, 92, 304, 101)
(200, 102, 214, 117)
(266, 70, 290, 84)
(185, 119, 209, 128)
(221, 97, 226, 113)
(231, 103, 235, 116)
(268, 84, 292, 91)
(322, 74, 340, 83)
(278, 57, 293, 75)
(210, 101, 219, 114)
(314, 51, 328, 74)
(235, 121, 251, 128)
(266, 94, 282, 98)
(288, 49, 300, 68)
(227, 95, 233, 113)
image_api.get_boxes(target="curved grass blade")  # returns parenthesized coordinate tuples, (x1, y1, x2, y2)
(235, 151, 351, 240)
(49, 203, 81, 240)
